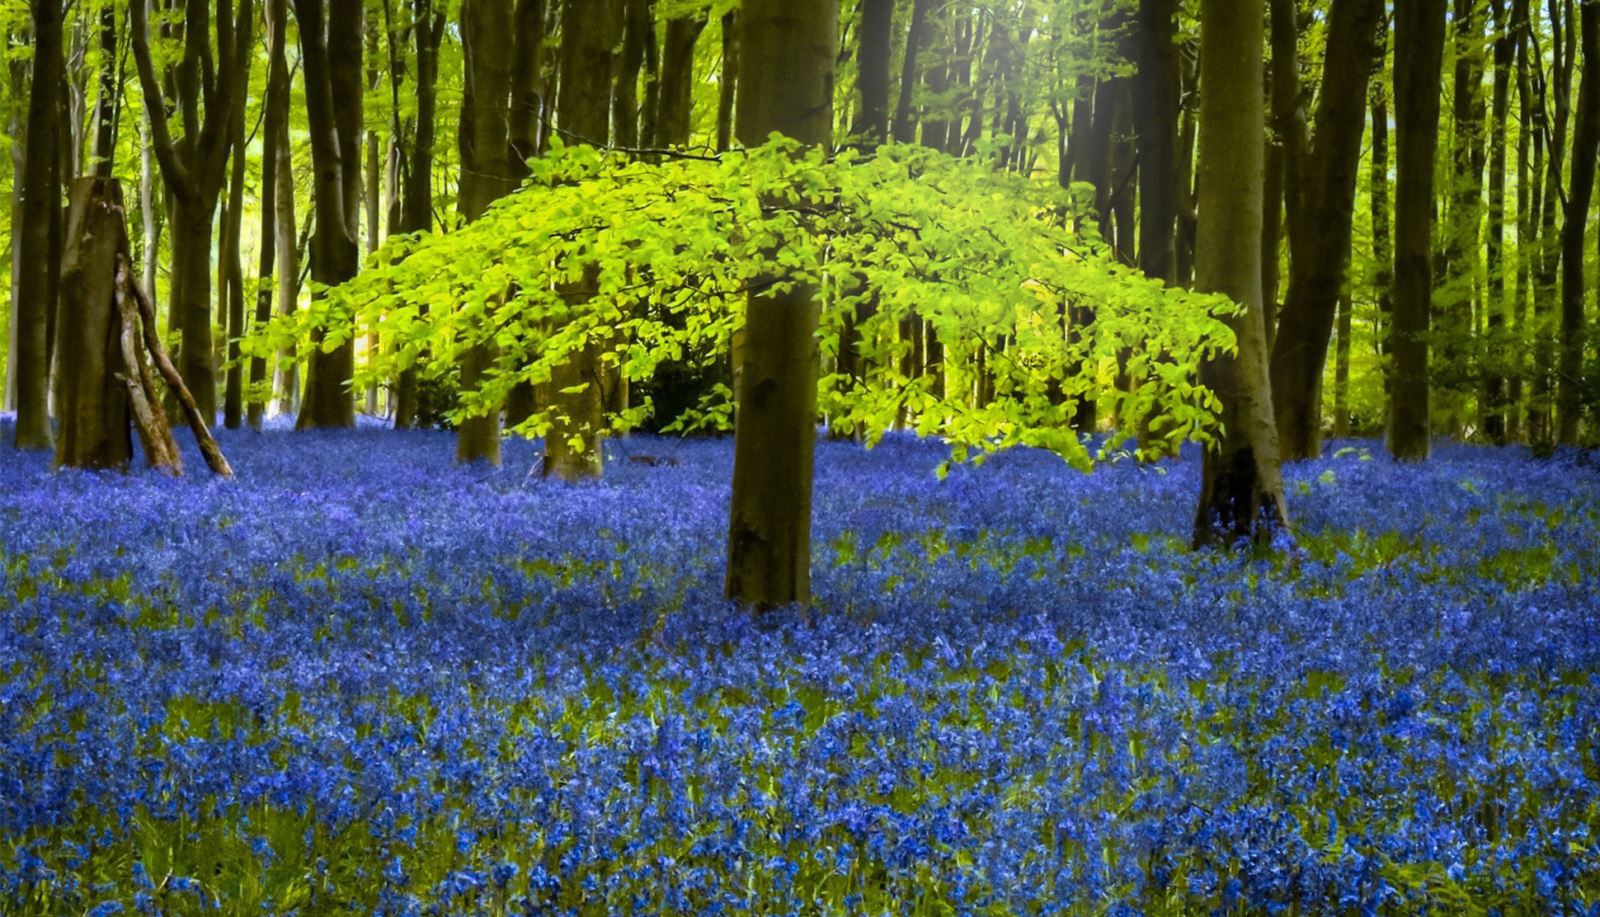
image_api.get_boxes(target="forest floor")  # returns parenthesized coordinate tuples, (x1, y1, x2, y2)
(0, 421, 1597, 914)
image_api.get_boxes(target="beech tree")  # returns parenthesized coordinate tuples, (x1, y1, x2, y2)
(1191, 0, 1289, 546)
(13, 0, 64, 450)
(724, 0, 839, 606)
(1389, 0, 1449, 460)
(129, 0, 254, 424)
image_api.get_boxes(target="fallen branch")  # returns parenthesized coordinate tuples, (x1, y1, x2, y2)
(119, 253, 235, 478)
(113, 258, 183, 474)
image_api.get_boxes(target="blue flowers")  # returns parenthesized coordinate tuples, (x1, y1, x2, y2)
(0, 425, 1596, 912)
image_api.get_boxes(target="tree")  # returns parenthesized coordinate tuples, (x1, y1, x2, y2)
(1560, 0, 1600, 444)
(540, 0, 621, 480)
(724, 0, 838, 606)
(391, 0, 447, 430)
(1484, 0, 1514, 443)
(248, 0, 292, 430)
(1192, 0, 1289, 548)
(129, 0, 254, 424)
(1267, 0, 1384, 459)
(13, 0, 65, 449)
(1388, 0, 1449, 461)
(294, 0, 364, 429)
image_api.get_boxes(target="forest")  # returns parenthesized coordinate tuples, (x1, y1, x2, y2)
(0, 0, 1598, 912)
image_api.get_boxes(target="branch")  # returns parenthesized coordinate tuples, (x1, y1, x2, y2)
(128, 0, 195, 196)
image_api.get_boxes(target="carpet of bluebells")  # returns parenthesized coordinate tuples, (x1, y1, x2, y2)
(0, 418, 1598, 915)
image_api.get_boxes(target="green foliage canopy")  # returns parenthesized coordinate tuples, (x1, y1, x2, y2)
(247, 137, 1240, 470)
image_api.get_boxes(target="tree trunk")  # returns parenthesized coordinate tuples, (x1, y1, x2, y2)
(1267, 0, 1384, 460)
(220, 57, 248, 430)
(1560, 0, 1600, 444)
(1135, 0, 1180, 284)
(294, 0, 363, 430)
(393, 0, 445, 429)
(55, 178, 133, 469)
(725, 0, 837, 608)
(715, 11, 738, 152)
(541, 0, 620, 480)
(128, 0, 255, 426)
(893, 0, 932, 145)
(1192, 0, 1290, 548)
(850, 0, 892, 145)
(651, 13, 708, 147)
(14, 0, 65, 450)
(1509, 0, 1533, 441)
(1388, 0, 1449, 460)
(1533, 0, 1573, 443)
(248, 0, 290, 430)
(1484, 0, 1513, 443)
(1262, 0, 1304, 343)
(1333, 280, 1353, 437)
(1370, 81, 1393, 394)
(90, 6, 118, 179)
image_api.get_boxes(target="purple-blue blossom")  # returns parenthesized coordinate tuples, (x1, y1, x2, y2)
(0, 421, 1596, 912)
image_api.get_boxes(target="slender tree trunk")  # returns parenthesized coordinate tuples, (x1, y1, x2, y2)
(1439, 0, 1485, 435)
(15, 0, 65, 450)
(220, 66, 247, 430)
(893, 0, 932, 145)
(90, 6, 118, 179)
(1370, 82, 1393, 396)
(1192, 0, 1290, 548)
(651, 13, 708, 147)
(1509, 0, 1533, 440)
(1267, 0, 1384, 460)
(1484, 0, 1513, 443)
(1135, 0, 1180, 284)
(1533, 0, 1573, 442)
(248, 0, 290, 430)
(1388, 0, 1449, 460)
(1559, 0, 1600, 444)
(715, 11, 738, 152)
(393, 0, 444, 429)
(1333, 280, 1353, 437)
(725, 0, 837, 607)
(1262, 0, 1304, 345)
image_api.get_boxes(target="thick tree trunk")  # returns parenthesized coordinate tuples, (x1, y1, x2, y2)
(295, 0, 363, 430)
(1192, 0, 1290, 548)
(725, 0, 837, 608)
(15, 0, 64, 450)
(454, 0, 530, 465)
(1267, 0, 1384, 460)
(541, 0, 620, 480)
(1388, 0, 1449, 460)
(1559, 0, 1600, 444)
(55, 178, 133, 470)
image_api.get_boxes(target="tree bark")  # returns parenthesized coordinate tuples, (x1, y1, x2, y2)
(725, 0, 837, 608)
(128, 0, 254, 426)
(1192, 0, 1290, 548)
(1388, 0, 1449, 460)
(294, 0, 363, 429)
(220, 54, 248, 430)
(1135, 0, 1180, 284)
(1484, 0, 1513, 443)
(1559, 0, 1600, 444)
(392, 0, 445, 429)
(541, 0, 620, 480)
(650, 13, 707, 147)
(55, 178, 133, 470)
(1267, 0, 1384, 460)
(893, 0, 932, 145)
(14, 0, 65, 450)
(249, 0, 291, 429)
